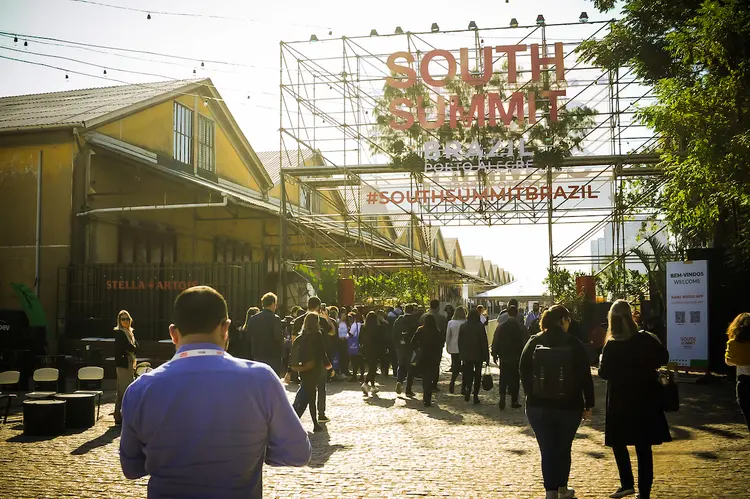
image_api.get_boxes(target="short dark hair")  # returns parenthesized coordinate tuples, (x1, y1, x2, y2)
(405, 303, 415, 314)
(430, 299, 440, 310)
(508, 305, 518, 317)
(261, 292, 277, 308)
(307, 296, 321, 311)
(508, 298, 519, 307)
(174, 286, 228, 336)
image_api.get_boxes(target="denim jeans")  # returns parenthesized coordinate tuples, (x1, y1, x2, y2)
(526, 405, 582, 491)
(293, 370, 319, 426)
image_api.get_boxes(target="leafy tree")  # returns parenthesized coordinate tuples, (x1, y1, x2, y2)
(295, 258, 339, 304)
(543, 266, 587, 320)
(632, 235, 675, 317)
(354, 269, 430, 306)
(596, 265, 648, 302)
(578, 0, 750, 267)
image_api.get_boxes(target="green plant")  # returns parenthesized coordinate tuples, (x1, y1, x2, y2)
(295, 257, 339, 304)
(579, 0, 750, 268)
(354, 269, 430, 306)
(632, 235, 675, 317)
(543, 266, 586, 321)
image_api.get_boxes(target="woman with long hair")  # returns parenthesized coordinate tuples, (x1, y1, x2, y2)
(412, 313, 443, 406)
(359, 311, 382, 395)
(600, 300, 671, 499)
(113, 310, 138, 425)
(292, 312, 331, 432)
(519, 305, 594, 499)
(446, 306, 467, 394)
(725, 313, 750, 431)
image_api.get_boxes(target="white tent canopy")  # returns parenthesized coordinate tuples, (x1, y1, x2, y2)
(475, 279, 548, 302)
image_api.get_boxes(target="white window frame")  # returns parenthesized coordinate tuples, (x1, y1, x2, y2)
(173, 102, 193, 165)
(197, 114, 216, 173)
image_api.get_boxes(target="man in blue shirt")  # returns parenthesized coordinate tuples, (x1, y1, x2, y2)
(120, 286, 311, 499)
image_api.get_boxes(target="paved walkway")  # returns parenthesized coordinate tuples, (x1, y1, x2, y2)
(0, 366, 748, 498)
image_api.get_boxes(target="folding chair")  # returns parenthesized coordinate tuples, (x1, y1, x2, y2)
(26, 368, 59, 399)
(0, 370, 20, 423)
(74, 366, 104, 419)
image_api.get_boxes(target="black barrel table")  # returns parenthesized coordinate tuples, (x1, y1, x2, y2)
(23, 399, 66, 436)
(54, 393, 96, 429)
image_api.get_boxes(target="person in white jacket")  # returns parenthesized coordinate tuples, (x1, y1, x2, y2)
(445, 306, 467, 394)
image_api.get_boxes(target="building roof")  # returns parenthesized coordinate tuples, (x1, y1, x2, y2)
(255, 149, 318, 185)
(0, 79, 203, 132)
(463, 256, 485, 276)
(443, 237, 458, 257)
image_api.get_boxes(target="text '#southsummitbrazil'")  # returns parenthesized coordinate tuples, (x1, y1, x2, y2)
(365, 185, 599, 205)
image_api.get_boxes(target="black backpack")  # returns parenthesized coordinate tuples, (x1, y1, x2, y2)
(290, 333, 315, 372)
(532, 339, 577, 401)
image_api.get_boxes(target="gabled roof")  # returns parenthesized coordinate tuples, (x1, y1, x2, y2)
(0, 79, 201, 132)
(463, 256, 485, 277)
(443, 237, 458, 259)
(493, 265, 502, 283)
(0, 78, 274, 190)
(484, 260, 495, 281)
(255, 149, 318, 185)
(425, 226, 448, 261)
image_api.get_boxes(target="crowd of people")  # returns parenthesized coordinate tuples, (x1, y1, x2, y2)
(113, 286, 750, 499)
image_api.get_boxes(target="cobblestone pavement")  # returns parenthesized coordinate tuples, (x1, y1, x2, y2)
(1, 362, 748, 499)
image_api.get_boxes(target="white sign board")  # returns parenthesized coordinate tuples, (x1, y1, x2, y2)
(666, 260, 709, 369)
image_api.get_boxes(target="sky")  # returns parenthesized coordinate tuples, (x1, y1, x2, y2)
(0, 0, 631, 289)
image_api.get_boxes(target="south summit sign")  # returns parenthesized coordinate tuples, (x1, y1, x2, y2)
(385, 42, 567, 131)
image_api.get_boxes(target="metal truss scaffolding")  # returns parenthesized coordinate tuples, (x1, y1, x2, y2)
(276, 20, 664, 300)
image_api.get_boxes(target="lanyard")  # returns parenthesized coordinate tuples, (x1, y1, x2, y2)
(171, 348, 225, 362)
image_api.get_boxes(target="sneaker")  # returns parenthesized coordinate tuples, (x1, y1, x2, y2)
(361, 383, 369, 395)
(423, 400, 431, 407)
(317, 414, 330, 423)
(473, 395, 480, 404)
(464, 392, 470, 402)
(498, 399, 506, 410)
(371, 385, 379, 394)
(405, 390, 416, 397)
(313, 424, 324, 433)
(609, 488, 636, 498)
(558, 487, 575, 499)
(395, 381, 403, 394)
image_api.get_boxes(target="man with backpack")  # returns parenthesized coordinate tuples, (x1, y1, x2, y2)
(519, 304, 595, 499)
(492, 305, 529, 410)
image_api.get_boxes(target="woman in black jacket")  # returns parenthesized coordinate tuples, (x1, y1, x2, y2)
(519, 305, 594, 499)
(458, 309, 489, 404)
(412, 314, 443, 406)
(600, 300, 671, 499)
(114, 310, 138, 425)
(292, 313, 331, 432)
(359, 311, 382, 395)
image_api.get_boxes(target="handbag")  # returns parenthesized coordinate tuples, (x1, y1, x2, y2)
(481, 363, 494, 391)
(659, 369, 679, 412)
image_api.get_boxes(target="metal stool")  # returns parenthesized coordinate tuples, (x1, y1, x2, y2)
(54, 393, 96, 429)
(23, 399, 66, 436)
